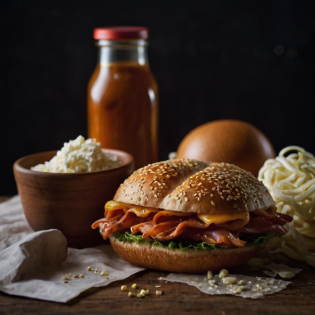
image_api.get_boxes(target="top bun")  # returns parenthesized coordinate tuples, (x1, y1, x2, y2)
(114, 159, 275, 214)
(176, 120, 275, 177)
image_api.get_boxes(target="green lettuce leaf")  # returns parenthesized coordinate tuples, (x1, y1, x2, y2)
(113, 231, 281, 251)
(242, 231, 282, 246)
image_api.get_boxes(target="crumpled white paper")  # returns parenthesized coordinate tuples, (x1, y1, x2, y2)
(247, 256, 303, 278)
(160, 273, 291, 299)
(264, 263, 302, 278)
(0, 197, 144, 303)
(0, 196, 33, 251)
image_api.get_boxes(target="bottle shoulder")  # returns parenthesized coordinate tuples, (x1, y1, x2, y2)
(88, 63, 157, 91)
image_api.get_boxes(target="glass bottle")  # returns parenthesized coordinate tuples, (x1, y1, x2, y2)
(87, 27, 158, 169)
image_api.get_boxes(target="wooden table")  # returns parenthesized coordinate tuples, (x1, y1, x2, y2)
(0, 197, 315, 315)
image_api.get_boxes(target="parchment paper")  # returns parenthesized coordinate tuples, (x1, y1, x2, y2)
(0, 196, 144, 302)
(160, 273, 291, 299)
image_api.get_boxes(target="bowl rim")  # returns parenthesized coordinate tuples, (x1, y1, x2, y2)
(13, 148, 134, 177)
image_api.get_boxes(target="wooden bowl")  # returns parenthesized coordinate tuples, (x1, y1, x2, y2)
(13, 149, 134, 248)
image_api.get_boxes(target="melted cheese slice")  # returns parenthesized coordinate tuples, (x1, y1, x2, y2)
(197, 212, 250, 226)
(105, 200, 159, 217)
(152, 210, 192, 223)
(252, 205, 277, 218)
(105, 200, 128, 212)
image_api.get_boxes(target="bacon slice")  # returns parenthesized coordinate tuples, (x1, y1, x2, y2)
(131, 222, 155, 235)
(92, 205, 291, 247)
(136, 218, 247, 247)
(93, 211, 156, 240)
(181, 228, 247, 247)
(239, 215, 289, 235)
(265, 213, 292, 225)
(141, 217, 207, 240)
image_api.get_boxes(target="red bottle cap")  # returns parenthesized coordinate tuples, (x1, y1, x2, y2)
(93, 26, 148, 40)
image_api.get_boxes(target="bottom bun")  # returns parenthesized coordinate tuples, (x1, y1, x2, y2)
(109, 235, 266, 273)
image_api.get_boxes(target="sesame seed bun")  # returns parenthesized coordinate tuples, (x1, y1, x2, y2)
(109, 234, 266, 273)
(114, 160, 275, 214)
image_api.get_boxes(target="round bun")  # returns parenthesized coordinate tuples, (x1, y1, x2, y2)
(114, 160, 275, 214)
(110, 235, 266, 273)
(176, 120, 275, 177)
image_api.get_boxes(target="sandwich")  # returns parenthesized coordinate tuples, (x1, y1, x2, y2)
(92, 159, 292, 273)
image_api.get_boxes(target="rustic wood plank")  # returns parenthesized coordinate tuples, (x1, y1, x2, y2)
(0, 260, 314, 315)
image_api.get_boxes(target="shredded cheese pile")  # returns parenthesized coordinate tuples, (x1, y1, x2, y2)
(258, 146, 315, 267)
(31, 136, 120, 173)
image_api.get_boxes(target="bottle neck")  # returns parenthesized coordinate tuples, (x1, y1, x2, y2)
(96, 40, 149, 66)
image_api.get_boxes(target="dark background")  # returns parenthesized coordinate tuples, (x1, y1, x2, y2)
(1, 0, 315, 195)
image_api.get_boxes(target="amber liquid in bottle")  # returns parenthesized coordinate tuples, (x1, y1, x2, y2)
(87, 41, 158, 169)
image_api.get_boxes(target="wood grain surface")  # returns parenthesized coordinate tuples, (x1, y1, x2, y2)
(0, 197, 315, 315)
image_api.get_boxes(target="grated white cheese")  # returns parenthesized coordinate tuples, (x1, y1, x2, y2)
(31, 136, 120, 173)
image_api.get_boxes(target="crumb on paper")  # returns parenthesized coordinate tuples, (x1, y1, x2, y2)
(218, 269, 229, 278)
(222, 277, 238, 285)
(207, 271, 213, 280)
